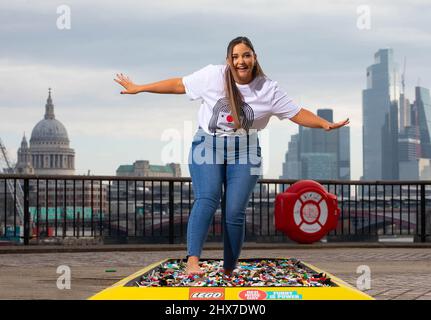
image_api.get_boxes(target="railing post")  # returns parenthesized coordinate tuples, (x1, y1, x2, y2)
(169, 181, 174, 244)
(420, 184, 426, 243)
(23, 178, 30, 245)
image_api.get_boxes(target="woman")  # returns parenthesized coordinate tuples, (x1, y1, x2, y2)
(114, 36, 349, 276)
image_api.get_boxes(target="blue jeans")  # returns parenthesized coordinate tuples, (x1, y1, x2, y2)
(187, 129, 262, 271)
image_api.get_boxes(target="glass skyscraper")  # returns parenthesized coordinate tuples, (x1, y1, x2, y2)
(414, 86, 431, 159)
(338, 126, 350, 180)
(362, 49, 399, 180)
(280, 109, 350, 180)
(398, 86, 431, 180)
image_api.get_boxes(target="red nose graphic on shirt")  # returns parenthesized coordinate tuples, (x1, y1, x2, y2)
(226, 115, 233, 123)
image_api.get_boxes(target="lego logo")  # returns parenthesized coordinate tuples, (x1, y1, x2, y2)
(191, 292, 222, 298)
(189, 288, 225, 300)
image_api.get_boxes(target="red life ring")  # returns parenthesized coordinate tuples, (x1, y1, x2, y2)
(275, 180, 340, 244)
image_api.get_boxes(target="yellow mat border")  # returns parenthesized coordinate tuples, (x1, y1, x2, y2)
(89, 258, 373, 300)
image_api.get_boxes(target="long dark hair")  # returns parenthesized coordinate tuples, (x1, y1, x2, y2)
(225, 36, 265, 130)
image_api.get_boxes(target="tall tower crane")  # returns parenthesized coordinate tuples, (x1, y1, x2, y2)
(0, 137, 24, 226)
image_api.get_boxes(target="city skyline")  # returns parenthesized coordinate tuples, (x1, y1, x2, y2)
(362, 47, 431, 180)
(281, 108, 350, 181)
(1, 1, 430, 179)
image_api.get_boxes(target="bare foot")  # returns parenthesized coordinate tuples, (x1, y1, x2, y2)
(186, 256, 205, 276)
(223, 269, 233, 278)
(186, 264, 205, 276)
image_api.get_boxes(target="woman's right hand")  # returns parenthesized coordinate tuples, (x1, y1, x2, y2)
(114, 73, 140, 94)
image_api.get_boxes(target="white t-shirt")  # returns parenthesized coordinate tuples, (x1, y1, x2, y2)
(182, 64, 301, 136)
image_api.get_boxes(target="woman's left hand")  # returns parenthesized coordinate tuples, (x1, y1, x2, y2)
(323, 118, 350, 131)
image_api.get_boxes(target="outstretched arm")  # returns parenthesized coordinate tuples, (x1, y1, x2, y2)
(114, 73, 185, 94)
(290, 108, 349, 131)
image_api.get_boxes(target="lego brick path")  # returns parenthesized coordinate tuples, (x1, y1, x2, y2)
(0, 247, 430, 300)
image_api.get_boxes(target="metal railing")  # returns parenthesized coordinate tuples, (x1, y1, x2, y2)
(0, 174, 430, 244)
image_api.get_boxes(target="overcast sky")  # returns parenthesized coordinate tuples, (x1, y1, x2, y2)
(1, 0, 430, 179)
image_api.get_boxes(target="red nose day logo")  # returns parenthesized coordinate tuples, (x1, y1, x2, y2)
(189, 288, 225, 300)
(238, 290, 267, 300)
(226, 115, 234, 123)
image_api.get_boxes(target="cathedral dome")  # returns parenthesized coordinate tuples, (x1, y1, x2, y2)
(30, 118, 69, 144)
(18, 88, 75, 175)
(29, 88, 70, 145)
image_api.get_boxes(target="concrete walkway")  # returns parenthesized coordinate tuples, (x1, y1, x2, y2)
(1, 244, 430, 300)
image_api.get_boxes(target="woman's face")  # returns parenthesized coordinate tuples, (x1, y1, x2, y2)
(228, 43, 257, 84)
